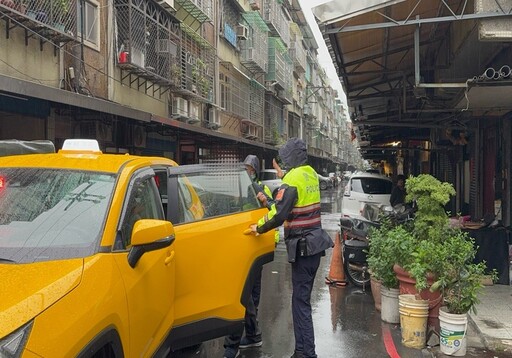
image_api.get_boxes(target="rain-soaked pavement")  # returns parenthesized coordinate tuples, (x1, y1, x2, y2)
(172, 186, 510, 358)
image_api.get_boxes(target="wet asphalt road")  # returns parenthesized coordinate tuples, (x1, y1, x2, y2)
(171, 186, 509, 358)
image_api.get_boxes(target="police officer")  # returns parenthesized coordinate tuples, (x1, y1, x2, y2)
(223, 155, 280, 358)
(249, 138, 333, 358)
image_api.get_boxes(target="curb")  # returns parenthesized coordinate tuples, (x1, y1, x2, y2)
(468, 312, 512, 353)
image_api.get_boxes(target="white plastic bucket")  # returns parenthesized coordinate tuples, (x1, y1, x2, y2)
(381, 286, 400, 324)
(398, 294, 429, 349)
(439, 306, 468, 356)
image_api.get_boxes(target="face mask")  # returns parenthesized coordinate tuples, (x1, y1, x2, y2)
(249, 173, 257, 181)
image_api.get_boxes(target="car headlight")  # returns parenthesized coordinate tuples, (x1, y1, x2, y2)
(0, 322, 33, 358)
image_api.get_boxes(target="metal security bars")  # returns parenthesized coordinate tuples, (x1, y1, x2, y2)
(240, 11, 269, 74)
(115, 0, 214, 101)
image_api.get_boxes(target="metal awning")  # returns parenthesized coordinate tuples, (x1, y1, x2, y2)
(0, 74, 151, 123)
(313, 0, 512, 161)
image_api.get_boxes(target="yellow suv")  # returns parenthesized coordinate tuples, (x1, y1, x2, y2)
(0, 140, 275, 357)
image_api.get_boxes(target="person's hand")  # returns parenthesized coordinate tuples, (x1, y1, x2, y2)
(256, 192, 268, 206)
(250, 224, 259, 235)
(273, 158, 284, 178)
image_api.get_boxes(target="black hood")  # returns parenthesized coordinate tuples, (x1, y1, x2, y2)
(243, 154, 260, 176)
(278, 138, 307, 169)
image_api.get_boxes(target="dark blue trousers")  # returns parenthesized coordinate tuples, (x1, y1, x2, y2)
(245, 265, 262, 339)
(224, 266, 263, 350)
(291, 252, 322, 358)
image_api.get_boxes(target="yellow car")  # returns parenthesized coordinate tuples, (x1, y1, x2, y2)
(0, 139, 275, 357)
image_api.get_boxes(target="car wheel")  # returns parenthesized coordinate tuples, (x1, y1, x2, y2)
(320, 181, 327, 190)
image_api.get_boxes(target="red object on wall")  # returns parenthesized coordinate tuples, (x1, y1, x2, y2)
(119, 51, 128, 64)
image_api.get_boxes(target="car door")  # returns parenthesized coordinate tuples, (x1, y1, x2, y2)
(165, 163, 275, 338)
(113, 167, 176, 356)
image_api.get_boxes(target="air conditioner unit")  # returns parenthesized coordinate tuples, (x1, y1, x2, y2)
(157, 39, 177, 55)
(243, 125, 258, 139)
(236, 25, 249, 40)
(188, 102, 201, 124)
(156, 0, 176, 12)
(208, 108, 220, 125)
(172, 97, 188, 118)
(207, 108, 221, 130)
(303, 104, 311, 116)
(131, 47, 145, 68)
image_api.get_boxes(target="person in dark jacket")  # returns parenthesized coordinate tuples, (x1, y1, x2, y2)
(223, 155, 279, 358)
(390, 174, 406, 207)
(249, 138, 334, 358)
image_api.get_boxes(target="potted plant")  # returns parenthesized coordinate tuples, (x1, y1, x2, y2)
(388, 174, 456, 331)
(367, 215, 399, 311)
(429, 229, 496, 356)
(367, 214, 408, 322)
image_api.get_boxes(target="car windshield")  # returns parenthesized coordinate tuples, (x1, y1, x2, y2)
(260, 171, 278, 181)
(351, 177, 392, 195)
(0, 168, 116, 263)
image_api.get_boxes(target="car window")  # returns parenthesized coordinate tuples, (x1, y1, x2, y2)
(260, 171, 277, 181)
(117, 169, 164, 250)
(0, 168, 115, 263)
(168, 164, 261, 224)
(351, 177, 392, 195)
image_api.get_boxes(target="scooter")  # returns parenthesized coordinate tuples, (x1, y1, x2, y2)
(339, 215, 378, 289)
(340, 204, 415, 289)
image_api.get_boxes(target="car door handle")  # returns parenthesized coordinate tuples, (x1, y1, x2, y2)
(165, 251, 175, 265)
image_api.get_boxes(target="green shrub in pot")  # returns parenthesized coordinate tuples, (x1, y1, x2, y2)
(430, 229, 497, 314)
(367, 215, 414, 289)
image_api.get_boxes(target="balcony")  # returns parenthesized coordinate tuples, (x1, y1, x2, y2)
(115, 0, 214, 102)
(266, 37, 287, 88)
(249, 79, 265, 126)
(289, 41, 306, 74)
(175, 0, 212, 23)
(263, 0, 289, 46)
(240, 11, 269, 74)
(219, 65, 250, 119)
(0, 0, 77, 47)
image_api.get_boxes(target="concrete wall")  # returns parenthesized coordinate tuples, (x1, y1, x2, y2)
(0, 22, 61, 88)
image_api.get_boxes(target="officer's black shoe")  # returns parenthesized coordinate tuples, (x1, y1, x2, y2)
(290, 351, 304, 358)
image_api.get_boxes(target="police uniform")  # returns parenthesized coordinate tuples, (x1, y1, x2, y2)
(255, 138, 333, 358)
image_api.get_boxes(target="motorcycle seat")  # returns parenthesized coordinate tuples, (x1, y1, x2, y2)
(344, 238, 368, 247)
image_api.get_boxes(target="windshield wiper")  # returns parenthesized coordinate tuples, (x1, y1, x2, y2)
(64, 182, 106, 211)
(0, 258, 16, 263)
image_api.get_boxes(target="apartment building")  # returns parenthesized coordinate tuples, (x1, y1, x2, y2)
(0, 0, 354, 171)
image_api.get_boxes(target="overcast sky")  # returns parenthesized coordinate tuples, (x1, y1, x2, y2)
(298, 0, 347, 104)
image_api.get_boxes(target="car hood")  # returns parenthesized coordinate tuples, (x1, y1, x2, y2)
(0, 259, 83, 337)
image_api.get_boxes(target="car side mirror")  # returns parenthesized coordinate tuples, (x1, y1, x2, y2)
(128, 219, 175, 268)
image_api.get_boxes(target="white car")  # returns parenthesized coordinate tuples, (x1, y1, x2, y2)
(341, 171, 393, 218)
(260, 169, 283, 197)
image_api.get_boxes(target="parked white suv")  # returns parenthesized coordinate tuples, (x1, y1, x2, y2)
(260, 169, 283, 197)
(342, 171, 393, 218)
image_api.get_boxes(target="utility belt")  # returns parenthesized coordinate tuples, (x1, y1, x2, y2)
(298, 237, 308, 257)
